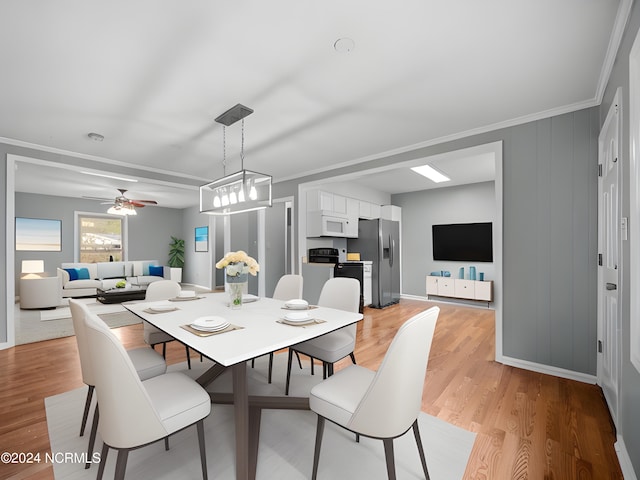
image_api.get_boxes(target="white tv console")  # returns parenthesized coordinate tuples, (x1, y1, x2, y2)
(426, 276, 493, 307)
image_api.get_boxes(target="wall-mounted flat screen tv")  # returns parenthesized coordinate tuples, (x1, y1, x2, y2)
(432, 222, 493, 262)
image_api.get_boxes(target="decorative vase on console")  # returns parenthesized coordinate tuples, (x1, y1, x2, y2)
(215, 250, 260, 310)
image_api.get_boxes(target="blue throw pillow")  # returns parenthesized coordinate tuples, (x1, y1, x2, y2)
(64, 268, 79, 281)
(76, 268, 91, 280)
(149, 265, 163, 277)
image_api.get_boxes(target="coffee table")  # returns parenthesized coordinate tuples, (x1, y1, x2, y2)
(96, 285, 147, 304)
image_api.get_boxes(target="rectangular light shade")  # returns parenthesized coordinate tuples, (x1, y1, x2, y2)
(411, 164, 450, 183)
(200, 170, 272, 215)
(22, 260, 44, 274)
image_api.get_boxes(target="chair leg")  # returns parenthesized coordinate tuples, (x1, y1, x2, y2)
(251, 358, 255, 368)
(412, 420, 430, 480)
(350, 352, 357, 364)
(185, 345, 191, 369)
(383, 438, 397, 480)
(295, 351, 303, 369)
(165, 436, 170, 450)
(162, 342, 167, 359)
(114, 449, 129, 480)
(197, 419, 208, 480)
(311, 416, 325, 480)
(86, 403, 99, 469)
(97, 443, 109, 480)
(310, 355, 314, 375)
(268, 352, 274, 384)
(80, 385, 94, 436)
(285, 348, 294, 395)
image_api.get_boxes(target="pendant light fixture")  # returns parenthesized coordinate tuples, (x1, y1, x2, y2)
(200, 104, 272, 215)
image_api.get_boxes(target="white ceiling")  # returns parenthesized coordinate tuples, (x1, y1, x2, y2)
(3, 1, 626, 207)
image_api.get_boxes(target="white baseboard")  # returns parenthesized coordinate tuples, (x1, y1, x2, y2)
(498, 354, 597, 384)
(616, 435, 638, 480)
(400, 293, 495, 310)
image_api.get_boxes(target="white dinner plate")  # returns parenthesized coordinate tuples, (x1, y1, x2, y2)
(242, 294, 259, 303)
(190, 322, 230, 332)
(148, 302, 175, 312)
(283, 312, 312, 323)
(192, 316, 228, 330)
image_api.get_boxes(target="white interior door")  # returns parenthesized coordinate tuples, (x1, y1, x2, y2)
(597, 88, 622, 427)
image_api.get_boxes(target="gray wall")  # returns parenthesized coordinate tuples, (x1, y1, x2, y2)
(182, 205, 215, 289)
(392, 181, 496, 297)
(601, 0, 640, 472)
(14, 191, 183, 294)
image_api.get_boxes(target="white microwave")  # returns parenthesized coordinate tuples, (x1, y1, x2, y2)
(307, 211, 350, 237)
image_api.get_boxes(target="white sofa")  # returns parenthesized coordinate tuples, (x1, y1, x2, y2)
(57, 260, 178, 298)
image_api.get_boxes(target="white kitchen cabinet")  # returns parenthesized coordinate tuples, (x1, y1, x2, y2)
(426, 276, 493, 305)
(345, 198, 359, 237)
(381, 205, 401, 221)
(359, 201, 381, 220)
(307, 189, 348, 216)
(333, 194, 347, 215)
(363, 261, 372, 306)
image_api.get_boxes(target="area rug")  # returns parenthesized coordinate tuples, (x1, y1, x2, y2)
(45, 355, 475, 479)
(40, 298, 125, 321)
(16, 299, 141, 345)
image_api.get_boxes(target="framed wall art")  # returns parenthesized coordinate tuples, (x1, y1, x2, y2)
(15, 217, 62, 251)
(195, 226, 208, 252)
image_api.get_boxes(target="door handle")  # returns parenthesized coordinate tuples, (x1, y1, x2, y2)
(606, 282, 617, 290)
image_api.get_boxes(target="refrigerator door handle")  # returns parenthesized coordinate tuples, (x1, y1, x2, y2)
(389, 235, 394, 267)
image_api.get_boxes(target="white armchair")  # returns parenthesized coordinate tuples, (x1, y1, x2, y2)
(19, 275, 62, 309)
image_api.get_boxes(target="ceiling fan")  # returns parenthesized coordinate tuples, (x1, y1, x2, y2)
(84, 188, 158, 215)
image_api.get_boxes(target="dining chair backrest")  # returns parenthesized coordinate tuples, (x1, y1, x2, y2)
(348, 306, 439, 438)
(317, 277, 360, 312)
(83, 310, 167, 449)
(272, 274, 303, 301)
(317, 277, 360, 340)
(69, 299, 95, 386)
(145, 280, 181, 301)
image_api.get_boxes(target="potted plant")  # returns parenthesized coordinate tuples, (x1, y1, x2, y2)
(167, 236, 185, 282)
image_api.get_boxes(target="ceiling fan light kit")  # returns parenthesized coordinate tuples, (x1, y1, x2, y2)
(200, 103, 272, 215)
(104, 189, 157, 216)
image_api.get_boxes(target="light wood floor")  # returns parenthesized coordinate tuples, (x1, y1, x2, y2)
(0, 299, 622, 479)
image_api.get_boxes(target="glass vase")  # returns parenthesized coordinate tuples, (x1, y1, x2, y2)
(228, 282, 245, 309)
(226, 271, 248, 309)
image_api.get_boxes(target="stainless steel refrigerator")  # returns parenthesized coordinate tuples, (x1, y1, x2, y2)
(347, 219, 400, 308)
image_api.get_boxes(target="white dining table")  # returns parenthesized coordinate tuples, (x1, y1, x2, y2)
(124, 292, 363, 480)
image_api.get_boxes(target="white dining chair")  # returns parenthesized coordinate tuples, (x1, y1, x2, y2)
(69, 299, 167, 469)
(251, 274, 304, 383)
(143, 280, 193, 368)
(83, 307, 211, 480)
(309, 306, 439, 480)
(285, 277, 360, 395)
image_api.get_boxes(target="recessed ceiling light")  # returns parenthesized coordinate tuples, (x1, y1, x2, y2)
(334, 37, 355, 53)
(81, 171, 138, 182)
(87, 132, 104, 142)
(411, 165, 451, 183)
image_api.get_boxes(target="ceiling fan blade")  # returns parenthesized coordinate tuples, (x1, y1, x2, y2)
(131, 199, 158, 205)
(82, 195, 113, 201)
(129, 201, 147, 208)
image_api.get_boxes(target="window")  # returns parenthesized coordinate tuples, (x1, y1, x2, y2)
(78, 214, 124, 263)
